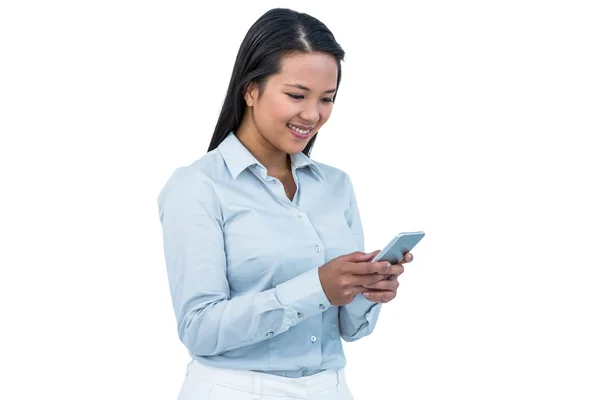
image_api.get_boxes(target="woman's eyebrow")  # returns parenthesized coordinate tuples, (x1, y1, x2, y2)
(284, 83, 337, 93)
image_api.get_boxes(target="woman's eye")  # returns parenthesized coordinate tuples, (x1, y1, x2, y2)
(286, 93, 334, 103)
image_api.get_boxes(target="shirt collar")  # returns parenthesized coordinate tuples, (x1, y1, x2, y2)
(218, 131, 325, 182)
(290, 149, 325, 182)
(218, 132, 260, 179)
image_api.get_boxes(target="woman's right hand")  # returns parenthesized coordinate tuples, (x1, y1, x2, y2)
(318, 251, 404, 306)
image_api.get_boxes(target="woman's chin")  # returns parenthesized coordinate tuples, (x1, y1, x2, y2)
(282, 141, 309, 155)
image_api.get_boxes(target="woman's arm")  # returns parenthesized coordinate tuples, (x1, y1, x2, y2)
(158, 167, 332, 356)
(338, 173, 382, 342)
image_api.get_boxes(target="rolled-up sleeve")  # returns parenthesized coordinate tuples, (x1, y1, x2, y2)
(158, 168, 331, 356)
(339, 174, 382, 342)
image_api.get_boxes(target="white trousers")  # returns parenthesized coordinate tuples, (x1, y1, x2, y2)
(177, 359, 354, 400)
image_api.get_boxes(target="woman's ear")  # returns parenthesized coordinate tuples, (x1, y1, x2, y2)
(243, 82, 259, 107)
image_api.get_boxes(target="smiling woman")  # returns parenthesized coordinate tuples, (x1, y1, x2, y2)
(238, 51, 339, 156)
(157, 7, 412, 400)
(207, 8, 346, 160)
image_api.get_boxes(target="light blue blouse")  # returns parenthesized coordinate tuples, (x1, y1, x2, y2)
(157, 132, 381, 378)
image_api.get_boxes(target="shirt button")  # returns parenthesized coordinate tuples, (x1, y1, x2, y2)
(315, 245, 321, 253)
(296, 213, 303, 219)
(301, 369, 308, 376)
(266, 332, 273, 337)
(319, 304, 326, 310)
(311, 336, 317, 342)
(297, 312, 304, 319)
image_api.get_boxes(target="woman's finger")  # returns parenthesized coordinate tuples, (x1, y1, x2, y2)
(363, 290, 397, 303)
(362, 279, 398, 291)
(387, 264, 404, 277)
(399, 252, 413, 264)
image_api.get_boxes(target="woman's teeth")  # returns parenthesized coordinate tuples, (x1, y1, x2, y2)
(287, 124, 311, 134)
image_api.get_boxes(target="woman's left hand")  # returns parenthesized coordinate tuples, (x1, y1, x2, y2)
(361, 252, 414, 303)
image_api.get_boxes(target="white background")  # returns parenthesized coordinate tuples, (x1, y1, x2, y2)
(1, 0, 599, 399)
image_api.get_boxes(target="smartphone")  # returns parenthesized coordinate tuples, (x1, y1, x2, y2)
(371, 231, 425, 264)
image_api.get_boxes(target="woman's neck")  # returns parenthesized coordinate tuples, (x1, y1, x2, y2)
(236, 115, 291, 177)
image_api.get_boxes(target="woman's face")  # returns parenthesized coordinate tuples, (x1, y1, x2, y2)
(245, 51, 338, 155)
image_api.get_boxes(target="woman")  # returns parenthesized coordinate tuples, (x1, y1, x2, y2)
(158, 8, 413, 399)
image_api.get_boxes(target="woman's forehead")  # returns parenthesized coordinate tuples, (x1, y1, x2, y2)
(272, 52, 338, 89)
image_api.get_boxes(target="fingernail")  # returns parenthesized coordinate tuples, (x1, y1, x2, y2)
(386, 262, 391, 268)
(363, 293, 370, 299)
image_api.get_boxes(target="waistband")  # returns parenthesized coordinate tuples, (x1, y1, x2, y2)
(186, 358, 345, 397)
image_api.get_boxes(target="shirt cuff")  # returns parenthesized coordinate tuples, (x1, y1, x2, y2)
(344, 293, 380, 316)
(276, 267, 332, 321)
(339, 294, 382, 341)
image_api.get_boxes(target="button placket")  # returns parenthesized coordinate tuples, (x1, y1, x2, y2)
(269, 179, 289, 202)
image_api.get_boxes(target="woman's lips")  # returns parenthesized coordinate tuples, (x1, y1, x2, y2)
(287, 123, 312, 139)
(287, 127, 310, 139)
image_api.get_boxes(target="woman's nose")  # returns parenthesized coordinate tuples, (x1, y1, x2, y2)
(299, 102, 320, 124)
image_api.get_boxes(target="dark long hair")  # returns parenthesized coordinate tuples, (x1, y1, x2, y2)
(207, 8, 345, 157)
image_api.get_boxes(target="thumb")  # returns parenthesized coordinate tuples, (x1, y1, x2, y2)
(364, 250, 381, 261)
(340, 250, 378, 262)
